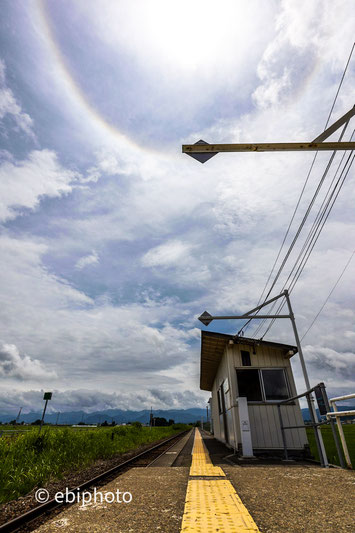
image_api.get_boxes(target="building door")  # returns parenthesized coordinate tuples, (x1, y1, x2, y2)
(221, 381, 229, 444)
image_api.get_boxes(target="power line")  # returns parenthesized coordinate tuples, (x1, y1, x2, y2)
(243, 43, 355, 339)
(251, 139, 348, 338)
(258, 43, 354, 298)
(255, 41, 355, 311)
(300, 250, 355, 341)
(259, 152, 354, 339)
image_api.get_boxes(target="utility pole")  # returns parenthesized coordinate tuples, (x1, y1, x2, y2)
(150, 407, 153, 430)
(284, 290, 328, 467)
(15, 407, 22, 424)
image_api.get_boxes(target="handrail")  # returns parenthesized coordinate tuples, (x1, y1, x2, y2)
(327, 392, 355, 469)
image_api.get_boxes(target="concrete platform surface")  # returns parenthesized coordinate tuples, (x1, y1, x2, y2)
(34, 467, 190, 533)
(150, 429, 193, 467)
(222, 464, 355, 533)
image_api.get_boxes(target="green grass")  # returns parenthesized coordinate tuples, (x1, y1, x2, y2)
(306, 424, 355, 467)
(0, 424, 189, 503)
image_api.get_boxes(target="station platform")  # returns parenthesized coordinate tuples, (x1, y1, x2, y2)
(34, 428, 355, 533)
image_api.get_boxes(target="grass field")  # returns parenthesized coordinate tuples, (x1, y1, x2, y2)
(0, 424, 189, 503)
(306, 424, 355, 467)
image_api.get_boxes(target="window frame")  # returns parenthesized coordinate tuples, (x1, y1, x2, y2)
(235, 367, 290, 403)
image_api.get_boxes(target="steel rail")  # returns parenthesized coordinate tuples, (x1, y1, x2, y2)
(0, 430, 190, 533)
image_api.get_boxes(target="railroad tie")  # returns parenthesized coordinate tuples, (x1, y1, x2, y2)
(180, 429, 260, 533)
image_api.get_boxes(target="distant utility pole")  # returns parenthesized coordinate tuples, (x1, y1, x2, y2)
(182, 106, 355, 163)
(55, 412, 60, 425)
(150, 407, 153, 430)
(15, 407, 22, 424)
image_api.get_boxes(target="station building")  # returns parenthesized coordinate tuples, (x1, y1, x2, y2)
(201, 330, 309, 456)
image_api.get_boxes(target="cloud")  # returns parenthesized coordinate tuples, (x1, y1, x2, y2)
(0, 1, 354, 410)
(0, 387, 208, 414)
(0, 233, 201, 393)
(0, 343, 56, 381)
(0, 149, 79, 221)
(303, 345, 355, 378)
(251, 1, 354, 111)
(0, 58, 35, 138)
(75, 251, 99, 270)
(141, 240, 194, 268)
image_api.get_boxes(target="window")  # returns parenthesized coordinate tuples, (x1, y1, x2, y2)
(237, 369, 262, 401)
(262, 369, 289, 400)
(241, 350, 251, 366)
(236, 368, 289, 402)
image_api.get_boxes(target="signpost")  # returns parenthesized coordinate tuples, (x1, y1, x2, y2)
(39, 392, 52, 433)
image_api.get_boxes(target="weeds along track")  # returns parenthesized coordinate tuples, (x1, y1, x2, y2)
(0, 430, 190, 533)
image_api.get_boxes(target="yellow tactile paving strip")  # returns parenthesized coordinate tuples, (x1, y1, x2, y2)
(189, 429, 225, 477)
(181, 429, 260, 533)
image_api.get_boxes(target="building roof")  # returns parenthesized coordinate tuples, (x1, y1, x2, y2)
(200, 330, 298, 391)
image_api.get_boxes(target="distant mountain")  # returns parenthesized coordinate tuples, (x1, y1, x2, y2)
(0, 408, 207, 425)
(1, 404, 352, 426)
(301, 405, 355, 421)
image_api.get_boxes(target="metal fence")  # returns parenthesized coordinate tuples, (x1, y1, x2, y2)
(276, 382, 347, 468)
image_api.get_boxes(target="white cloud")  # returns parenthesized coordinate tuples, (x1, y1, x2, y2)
(0, 149, 79, 221)
(0, 343, 56, 381)
(75, 251, 99, 270)
(142, 240, 194, 268)
(0, 387, 208, 414)
(0, 58, 35, 138)
(0, 234, 201, 392)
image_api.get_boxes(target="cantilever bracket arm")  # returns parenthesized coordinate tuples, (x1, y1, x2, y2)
(182, 107, 355, 162)
(198, 291, 289, 326)
(312, 106, 355, 142)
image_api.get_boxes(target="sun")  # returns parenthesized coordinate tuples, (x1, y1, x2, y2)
(77, 0, 263, 75)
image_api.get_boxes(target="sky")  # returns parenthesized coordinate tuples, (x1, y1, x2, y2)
(0, 0, 354, 415)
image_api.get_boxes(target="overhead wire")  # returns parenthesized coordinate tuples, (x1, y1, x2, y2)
(239, 42, 355, 339)
(250, 138, 348, 338)
(259, 150, 354, 339)
(300, 250, 355, 341)
(251, 40, 354, 313)
(253, 128, 354, 338)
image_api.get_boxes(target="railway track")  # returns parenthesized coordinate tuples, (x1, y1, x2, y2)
(0, 429, 190, 533)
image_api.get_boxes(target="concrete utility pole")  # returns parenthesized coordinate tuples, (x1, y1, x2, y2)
(182, 107, 355, 163)
(15, 407, 22, 424)
(150, 407, 153, 430)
